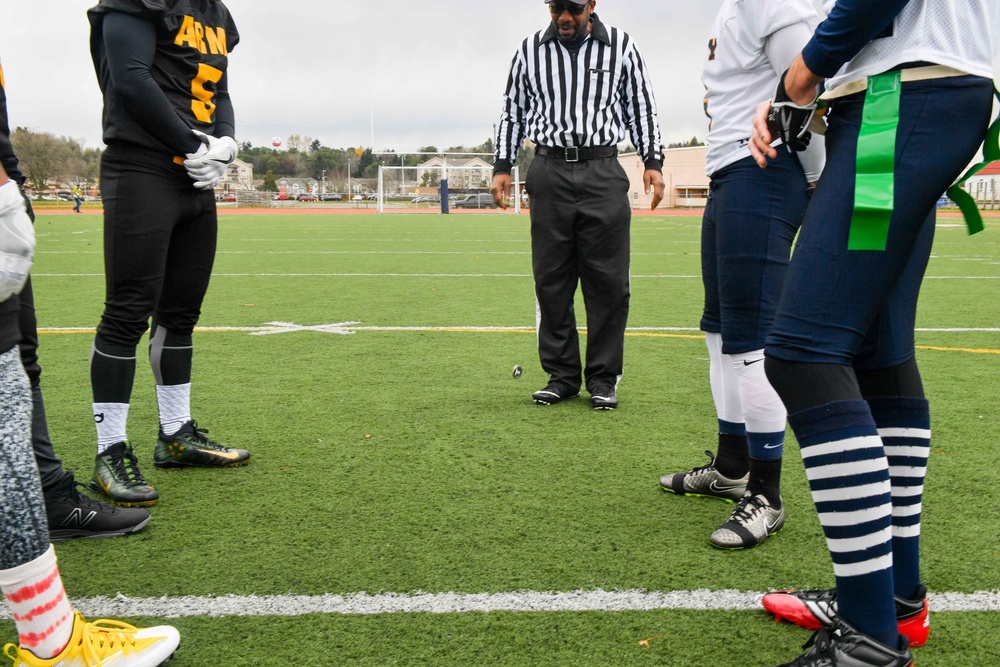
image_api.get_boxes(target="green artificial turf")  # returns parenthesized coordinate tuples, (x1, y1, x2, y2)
(1, 211, 996, 666)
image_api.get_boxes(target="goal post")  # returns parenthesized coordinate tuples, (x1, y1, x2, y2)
(376, 164, 522, 213)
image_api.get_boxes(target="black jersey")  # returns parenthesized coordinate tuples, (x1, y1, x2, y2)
(88, 0, 239, 156)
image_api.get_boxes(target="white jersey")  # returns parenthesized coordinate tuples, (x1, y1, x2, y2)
(703, 0, 823, 176)
(826, 0, 1000, 90)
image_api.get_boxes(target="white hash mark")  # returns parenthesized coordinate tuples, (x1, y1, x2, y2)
(250, 321, 360, 336)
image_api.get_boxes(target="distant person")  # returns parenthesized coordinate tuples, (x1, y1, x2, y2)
(659, 0, 824, 550)
(86, 0, 250, 508)
(491, 0, 665, 410)
(71, 184, 82, 213)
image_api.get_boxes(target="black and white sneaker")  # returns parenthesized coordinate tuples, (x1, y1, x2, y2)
(532, 382, 580, 405)
(45, 471, 151, 541)
(589, 385, 618, 410)
(710, 492, 784, 549)
(776, 618, 913, 667)
(659, 451, 748, 501)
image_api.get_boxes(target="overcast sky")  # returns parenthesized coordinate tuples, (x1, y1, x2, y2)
(3, 1, 726, 154)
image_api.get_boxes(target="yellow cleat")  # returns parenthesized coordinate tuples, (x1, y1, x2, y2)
(4, 611, 179, 667)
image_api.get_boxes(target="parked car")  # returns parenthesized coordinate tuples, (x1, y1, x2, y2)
(366, 193, 378, 200)
(452, 193, 497, 209)
(219, 193, 236, 202)
(410, 195, 440, 204)
(56, 191, 74, 201)
(320, 193, 343, 201)
(296, 192, 319, 201)
(273, 193, 290, 200)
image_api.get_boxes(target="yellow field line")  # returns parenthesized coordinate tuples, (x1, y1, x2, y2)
(916, 344, 1000, 355)
(36, 327, 998, 354)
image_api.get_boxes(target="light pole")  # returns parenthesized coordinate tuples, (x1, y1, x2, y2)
(321, 169, 326, 195)
(347, 159, 352, 198)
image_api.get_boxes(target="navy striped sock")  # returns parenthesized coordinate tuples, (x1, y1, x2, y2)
(788, 399, 899, 648)
(867, 396, 930, 602)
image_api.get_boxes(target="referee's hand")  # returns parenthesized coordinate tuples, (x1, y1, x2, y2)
(491, 174, 511, 209)
(644, 169, 664, 210)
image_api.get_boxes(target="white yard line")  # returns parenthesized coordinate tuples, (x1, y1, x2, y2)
(36, 325, 1000, 334)
(1, 588, 995, 620)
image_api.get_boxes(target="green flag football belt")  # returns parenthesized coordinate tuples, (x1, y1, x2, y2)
(821, 66, 1000, 251)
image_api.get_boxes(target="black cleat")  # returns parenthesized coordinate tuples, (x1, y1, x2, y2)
(776, 618, 913, 667)
(46, 472, 150, 540)
(589, 384, 618, 410)
(532, 382, 580, 405)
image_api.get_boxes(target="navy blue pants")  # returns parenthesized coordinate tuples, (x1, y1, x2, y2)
(766, 75, 995, 367)
(701, 151, 807, 355)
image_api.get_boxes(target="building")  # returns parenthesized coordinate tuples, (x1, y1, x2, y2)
(416, 156, 493, 192)
(218, 157, 254, 195)
(618, 145, 709, 210)
(275, 177, 319, 197)
(958, 161, 1000, 210)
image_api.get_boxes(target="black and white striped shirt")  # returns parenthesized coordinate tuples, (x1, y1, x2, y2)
(493, 14, 664, 174)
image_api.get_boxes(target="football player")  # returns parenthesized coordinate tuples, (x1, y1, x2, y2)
(659, 0, 824, 550)
(0, 161, 180, 667)
(1, 56, 151, 539)
(86, 0, 250, 507)
(749, 0, 1000, 664)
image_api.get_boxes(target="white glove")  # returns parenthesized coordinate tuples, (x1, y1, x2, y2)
(183, 130, 238, 190)
(0, 180, 35, 301)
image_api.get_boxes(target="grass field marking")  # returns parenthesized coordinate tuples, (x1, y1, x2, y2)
(32, 272, 1000, 280)
(248, 321, 360, 336)
(916, 345, 1000, 355)
(2, 589, 995, 620)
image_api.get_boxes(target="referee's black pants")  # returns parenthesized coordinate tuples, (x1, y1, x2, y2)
(526, 155, 631, 392)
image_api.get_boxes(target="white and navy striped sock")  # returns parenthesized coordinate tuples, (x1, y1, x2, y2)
(868, 396, 930, 602)
(788, 399, 899, 648)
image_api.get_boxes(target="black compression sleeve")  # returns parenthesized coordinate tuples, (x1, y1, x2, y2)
(102, 11, 201, 154)
(213, 71, 235, 139)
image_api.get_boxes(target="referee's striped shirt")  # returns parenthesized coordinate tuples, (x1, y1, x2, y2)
(493, 13, 664, 174)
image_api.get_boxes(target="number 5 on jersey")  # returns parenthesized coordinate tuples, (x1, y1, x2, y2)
(191, 63, 222, 123)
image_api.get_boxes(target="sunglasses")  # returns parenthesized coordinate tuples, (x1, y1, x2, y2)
(548, 2, 589, 16)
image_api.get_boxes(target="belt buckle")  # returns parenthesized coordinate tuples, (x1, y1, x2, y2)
(564, 146, 579, 163)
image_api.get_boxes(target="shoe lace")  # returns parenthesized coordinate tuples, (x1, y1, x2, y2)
(729, 494, 765, 525)
(187, 421, 228, 452)
(689, 451, 720, 476)
(82, 618, 144, 662)
(781, 627, 836, 666)
(114, 445, 151, 489)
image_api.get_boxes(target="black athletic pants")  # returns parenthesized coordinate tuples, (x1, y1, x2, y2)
(96, 144, 217, 350)
(525, 155, 631, 392)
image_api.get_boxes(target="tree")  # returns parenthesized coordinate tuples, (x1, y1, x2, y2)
(261, 170, 278, 192)
(11, 128, 62, 192)
(667, 136, 705, 149)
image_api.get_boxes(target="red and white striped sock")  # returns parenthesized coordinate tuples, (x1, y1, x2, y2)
(0, 546, 74, 658)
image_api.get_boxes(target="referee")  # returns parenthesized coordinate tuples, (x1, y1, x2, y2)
(491, 0, 665, 410)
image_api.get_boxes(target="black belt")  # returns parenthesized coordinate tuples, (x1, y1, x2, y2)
(536, 145, 618, 162)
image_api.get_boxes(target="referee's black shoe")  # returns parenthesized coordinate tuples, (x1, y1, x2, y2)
(590, 385, 618, 410)
(46, 472, 151, 541)
(532, 382, 580, 405)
